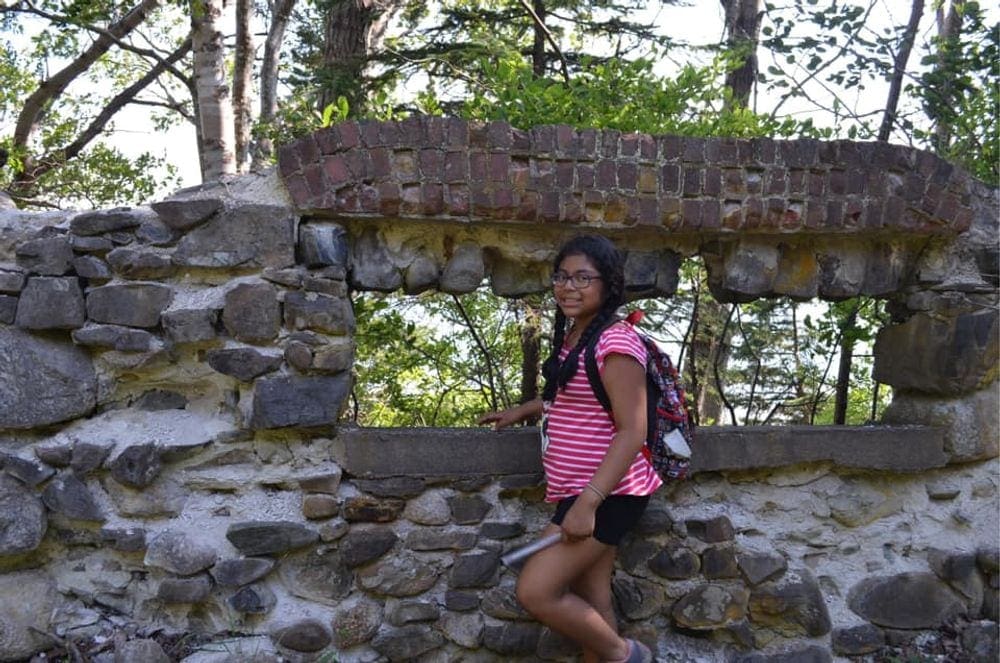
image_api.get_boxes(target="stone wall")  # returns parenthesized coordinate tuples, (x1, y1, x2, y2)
(0, 119, 997, 662)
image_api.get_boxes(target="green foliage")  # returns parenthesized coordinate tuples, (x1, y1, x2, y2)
(350, 289, 534, 426)
(459, 53, 817, 138)
(914, 2, 998, 184)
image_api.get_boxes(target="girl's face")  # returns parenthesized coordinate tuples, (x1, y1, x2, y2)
(553, 253, 605, 324)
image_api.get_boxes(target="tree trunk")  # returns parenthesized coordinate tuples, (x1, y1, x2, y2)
(519, 303, 541, 423)
(877, 0, 924, 141)
(933, 1, 964, 150)
(720, 0, 762, 108)
(256, 0, 296, 165)
(833, 305, 859, 425)
(319, 0, 401, 113)
(531, 0, 547, 77)
(191, 0, 236, 180)
(10, 0, 162, 195)
(233, 0, 255, 173)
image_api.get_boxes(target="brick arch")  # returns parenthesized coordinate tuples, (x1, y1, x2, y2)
(277, 117, 985, 302)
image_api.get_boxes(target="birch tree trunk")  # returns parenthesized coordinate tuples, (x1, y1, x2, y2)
(256, 0, 296, 166)
(233, 0, 255, 173)
(191, 0, 236, 180)
(933, 1, 964, 150)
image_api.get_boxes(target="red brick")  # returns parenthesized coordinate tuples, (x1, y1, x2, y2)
(337, 121, 361, 149)
(600, 129, 621, 158)
(659, 135, 682, 159)
(469, 152, 487, 182)
(303, 163, 325, 198)
(682, 167, 701, 196)
(576, 163, 595, 189)
(605, 195, 629, 224)
(638, 166, 657, 193)
(277, 143, 301, 178)
(444, 152, 467, 182)
(511, 128, 531, 152)
(661, 164, 681, 194)
(489, 153, 510, 182)
(744, 198, 764, 229)
(446, 184, 469, 216)
(531, 126, 556, 153)
(781, 202, 804, 230)
(788, 169, 807, 195)
(532, 159, 555, 188)
(487, 120, 513, 148)
(828, 170, 846, 195)
(556, 161, 575, 188)
(563, 194, 583, 223)
(746, 170, 763, 195)
(722, 169, 744, 196)
(826, 200, 844, 229)
(517, 190, 538, 220)
(638, 134, 657, 160)
(807, 171, 825, 197)
(283, 174, 310, 206)
(335, 186, 358, 212)
(680, 199, 702, 229)
(555, 125, 575, 153)
(661, 198, 681, 229)
(864, 200, 884, 229)
(620, 134, 639, 157)
(419, 149, 443, 179)
(766, 168, 787, 195)
(392, 151, 419, 182)
(370, 148, 392, 178)
(493, 187, 515, 214)
(423, 183, 444, 215)
(704, 167, 722, 197)
(638, 197, 658, 226)
(359, 121, 381, 147)
(470, 184, 491, 212)
(445, 117, 469, 148)
(400, 183, 422, 215)
(343, 150, 369, 180)
(323, 156, 350, 187)
(359, 184, 379, 212)
(701, 199, 721, 229)
(722, 201, 742, 230)
(378, 182, 400, 216)
(596, 160, 616, 188)
(539, 191, 560, 222)
(510, 158, 530, 189)
(844, 197, 864, 227)
(618, 162, 638, 190)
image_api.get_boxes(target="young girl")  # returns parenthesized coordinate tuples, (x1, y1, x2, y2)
(478, 234, 660, 663)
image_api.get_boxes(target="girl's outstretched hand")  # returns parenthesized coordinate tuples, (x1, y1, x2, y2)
(477, 398, 543, 431)
(477, 409, 520, 431)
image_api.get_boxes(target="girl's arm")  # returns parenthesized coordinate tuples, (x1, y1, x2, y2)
(477, 398, 544, 431)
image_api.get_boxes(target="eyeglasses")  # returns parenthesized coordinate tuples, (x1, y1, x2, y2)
(551, 272, 603, 289)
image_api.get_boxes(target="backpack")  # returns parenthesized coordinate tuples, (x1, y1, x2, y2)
(584, 310, 695, 482)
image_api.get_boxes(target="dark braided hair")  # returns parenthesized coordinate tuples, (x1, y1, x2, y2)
(541, 235, 626, 402)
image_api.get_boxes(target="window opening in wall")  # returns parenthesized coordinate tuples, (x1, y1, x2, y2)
(348, 258, 892, 429)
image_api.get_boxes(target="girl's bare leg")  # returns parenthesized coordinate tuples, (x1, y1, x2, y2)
(570, 545, 618, 663)
(515, 525, 630, 662)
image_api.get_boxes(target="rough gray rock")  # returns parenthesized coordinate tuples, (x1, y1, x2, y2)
(221, 282, 280, 343)
(41, 474, 105, 521)
(144, 530, 218, 576)
(173, 204, 295, 268)
(249, 374, 351, 429)
(72, 324, 155, 352)
(210, 558, 275, 587)
(157, 574, 213, 603)
(0, 327, 97, 429)
(206, 347, 282, 381)
(672, 583, 750, 630)
(340, 527, 398, 567)
(0, 474, 47, 555)
(86, 282, 173, 328)
(15, 236, 74, 275)
(848, 572, 967, 629)
(297, 222, 349, 269)
(14, 276, 85, 329)
(371, 624, 444, 661)
(748, 568, 832, 637)
(272, 618, 332, 652)
(0, 570, 57, 662)
(150, 198, 222, 231)
(226, 521, 319, 556)
(227, 583, 276, 614)
(70, 207, 143, 236)
(108, 443, 162, 488)
(283, 290, 354, 334)
(162, 308, 217, 343)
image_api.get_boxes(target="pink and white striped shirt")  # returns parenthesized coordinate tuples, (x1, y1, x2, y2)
(541, 322, 663, 502)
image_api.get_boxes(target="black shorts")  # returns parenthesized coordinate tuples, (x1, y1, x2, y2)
(551, 494, 651, 546)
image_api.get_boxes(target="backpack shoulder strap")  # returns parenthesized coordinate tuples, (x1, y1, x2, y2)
(584, 319, 620, 414)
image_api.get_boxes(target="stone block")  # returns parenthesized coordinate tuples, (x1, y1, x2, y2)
(0, 474, 46, 555)
(283, 291, 354, 335)
(882, 388, 998, 462)
(150, 198, 222, 231)
(162, 308, 217, 343)
(0, 295, 15, 323)
(105, 247, 174, 279)
(874, 309, 998, 395)
(14, 276, 85, 329)
(297, 222, 349, 269)
(207, 347, 282, 381)
(72, 324, 155, 352)
(86, 282, 173, 328)
(222, 282, 280, 343)
(173, 204, 295, 269)
(71, 255, 112, 280)
(0, 267, 25, 293)
(0, 327, 96, 429)
(250, 373, 351, 429)
(15, 236, 73, 275)
(847, 572, 966, 629)
(226, 521, 318, 556)
(70, 207, 142, 236)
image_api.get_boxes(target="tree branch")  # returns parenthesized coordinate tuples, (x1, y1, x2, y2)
(516, 0, 570, 83)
